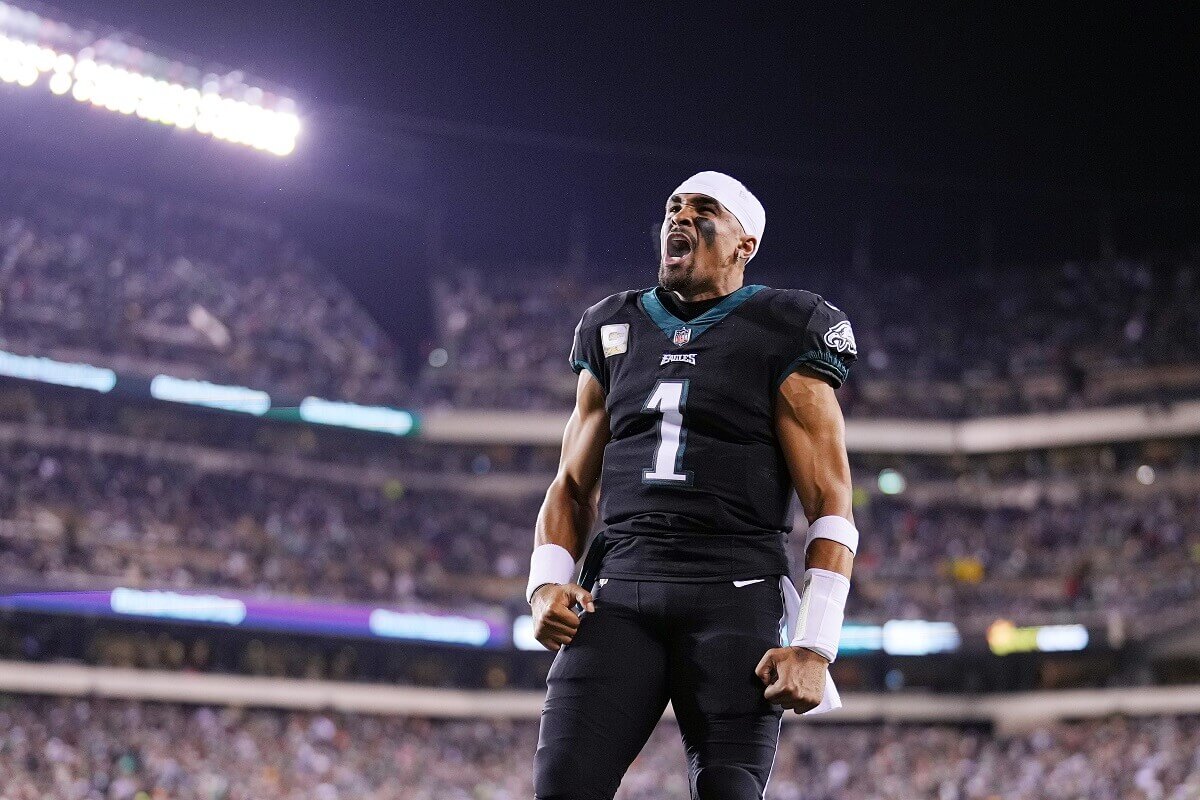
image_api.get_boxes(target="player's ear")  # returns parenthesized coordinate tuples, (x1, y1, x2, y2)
(737, 235, 757, 262)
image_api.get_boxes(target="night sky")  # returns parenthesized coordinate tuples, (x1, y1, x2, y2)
(13, 2, 1200, 361)
(58, 2, 1198, 187)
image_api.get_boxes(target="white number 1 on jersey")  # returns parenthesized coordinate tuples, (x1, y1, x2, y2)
(642, 379, 693, 485)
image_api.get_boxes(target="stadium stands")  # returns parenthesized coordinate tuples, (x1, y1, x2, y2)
(0, 400, 1198, 635)
(0, 440, 537, 606)
(0, 694, 1197, 798)
(423, 261, 1200, 416)
(5, 4, 1198, 798)
(5, 172, 1199, 421)
(0, 170, 1197, 707)
(0, 173, 405, 406)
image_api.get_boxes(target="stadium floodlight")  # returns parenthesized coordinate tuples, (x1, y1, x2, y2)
(0, 2, 301, 155)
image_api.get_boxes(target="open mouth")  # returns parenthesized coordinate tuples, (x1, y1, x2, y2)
(663, 231, 693, 267)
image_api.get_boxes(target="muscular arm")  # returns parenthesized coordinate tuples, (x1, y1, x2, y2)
(529, 370, 610, 650)
(757, 369, 855, 710)
(774, 370, 854, 579)
(534, 370, 610, 558)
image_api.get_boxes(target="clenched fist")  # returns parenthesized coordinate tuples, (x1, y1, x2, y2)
(755, 646, 828, 713)
(530, 582, 595, 651)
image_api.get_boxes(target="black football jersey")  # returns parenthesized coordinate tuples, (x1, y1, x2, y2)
(569, 283, 856, 581)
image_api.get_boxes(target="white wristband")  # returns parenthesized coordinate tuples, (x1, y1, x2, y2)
(526, 543, 577, 603)
(805, 515, 859, 555)
(789, 567, 850, 663)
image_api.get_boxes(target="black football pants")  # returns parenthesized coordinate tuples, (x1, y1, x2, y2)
(534, 576, 786, 800)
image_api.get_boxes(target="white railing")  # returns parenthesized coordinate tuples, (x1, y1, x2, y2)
(422, 399, 1200, 452)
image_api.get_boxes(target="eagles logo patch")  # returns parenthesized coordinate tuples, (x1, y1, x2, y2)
(823, 320, 857, 355)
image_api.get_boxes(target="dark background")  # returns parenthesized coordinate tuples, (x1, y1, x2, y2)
(5, 1, 1199, 367)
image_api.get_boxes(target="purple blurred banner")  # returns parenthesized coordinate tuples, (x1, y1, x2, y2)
(0, 588, 508, 648)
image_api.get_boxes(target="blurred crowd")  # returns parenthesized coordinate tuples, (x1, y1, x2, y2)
(1, 175, 1200, 641)
(1, 431, 1199, 629)
(424, 260, 1200, 416)
(3, 175, 1199, 420)
(0, 174, 405, 406)
(0, 695, 1197, 800)
(0, 442, 535, 608)
(854, 491, 1200, 628)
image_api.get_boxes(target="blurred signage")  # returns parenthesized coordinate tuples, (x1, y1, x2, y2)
(513, 615, 542, 651)
(110, 587, 247, 625)
(841, 623, 885, 654)
(150, 375, 271, 415)
(0, 349, 116, 392)
(369, 608, 491, 646)
(882, 620, 962, 655)
(0, 348, 420, 437)
(0, 589, 506, 647)
(987, 620, 1089, 656)
(298, 397, 417, 436)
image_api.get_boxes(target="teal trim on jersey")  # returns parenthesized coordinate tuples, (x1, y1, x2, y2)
(639, 284, 767, 346)
(775, 350, 849, 390)
(571, 359, 604, 392)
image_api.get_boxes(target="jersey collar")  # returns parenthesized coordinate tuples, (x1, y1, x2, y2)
(638, 284, 766, 346)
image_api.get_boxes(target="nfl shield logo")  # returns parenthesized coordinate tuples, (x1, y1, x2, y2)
(672, 327, 692, 346)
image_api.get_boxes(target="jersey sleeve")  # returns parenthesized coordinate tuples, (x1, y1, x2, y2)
(569, 313, 605, 389)
(773, 292, 857, 389)
(568, 292, 627, 394)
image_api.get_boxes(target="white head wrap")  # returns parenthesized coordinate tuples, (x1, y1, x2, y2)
(669, 171, 766, 261)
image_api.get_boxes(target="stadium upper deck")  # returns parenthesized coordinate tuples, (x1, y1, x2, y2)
(0, 173, 406, 407)
(421, 260, 1200, 417)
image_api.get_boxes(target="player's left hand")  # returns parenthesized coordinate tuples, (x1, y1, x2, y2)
(755, 646, 827, 713)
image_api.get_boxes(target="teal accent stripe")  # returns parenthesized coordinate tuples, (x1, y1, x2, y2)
(639, 284, 767, 346)
(776, 350, 849, 389)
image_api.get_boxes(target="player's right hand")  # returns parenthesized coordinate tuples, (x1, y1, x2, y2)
(530, 582, 594, 651)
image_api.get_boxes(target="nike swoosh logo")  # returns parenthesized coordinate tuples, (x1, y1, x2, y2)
(733, 579, 766, 587)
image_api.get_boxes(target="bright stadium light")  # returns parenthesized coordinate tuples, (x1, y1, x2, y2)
(877, 468, 906, 495)
(0, 3, 301, 156)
